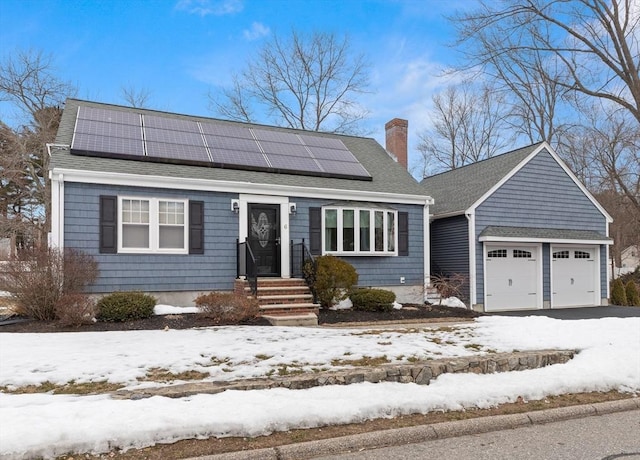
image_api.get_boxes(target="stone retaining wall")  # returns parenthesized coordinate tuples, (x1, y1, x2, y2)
(117, 349, 575, 400)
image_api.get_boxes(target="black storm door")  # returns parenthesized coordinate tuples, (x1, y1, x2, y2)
(248, 204, 281, 276)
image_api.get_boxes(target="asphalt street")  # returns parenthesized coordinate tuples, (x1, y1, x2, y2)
(314, 409, 640, 460)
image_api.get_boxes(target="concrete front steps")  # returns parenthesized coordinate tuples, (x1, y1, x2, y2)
(234, 278, 319, 326)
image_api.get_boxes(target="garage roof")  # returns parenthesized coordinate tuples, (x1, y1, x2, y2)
(479, 226, 613, 244)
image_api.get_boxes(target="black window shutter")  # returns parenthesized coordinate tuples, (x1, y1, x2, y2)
(398, 211, 409, 256)
(309, 207, 322, 255)
(99, 196, 117, 254)
(189, 201, 204, 254)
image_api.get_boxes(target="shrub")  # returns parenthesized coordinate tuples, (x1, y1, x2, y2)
(430, 273, 467, 304)
(610, 278, 627, 306)
(97, 291, 156, 322)
(350, 288, 396, 312)
(625, 281, 640, 306)
(0, 247, 99, 321)
(311, 255, 358, 309)
(55, 293, 97, 327)
(195, 292, 259, 324)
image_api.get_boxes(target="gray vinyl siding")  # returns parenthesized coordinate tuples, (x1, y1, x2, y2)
(290, 197, 425, 287)
(64, 182, 238, 293)
(430, 215, 470, 301)
(474, 148, 608, 304)
(543, 244, 550, 301)
(600, 245, 607, 298)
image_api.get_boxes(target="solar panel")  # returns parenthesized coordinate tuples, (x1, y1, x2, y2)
(71, 105, 372, 180)
(306, 146, 354, 161)
(78, 106, 141, 126)
(317, 159, 370, 177)
(259, 140, 311, 157)
(145, 127, 205, 146)
(266, 153, 322, 172)
(211, 148, 270, 168)
(145, 141, 210, 163)
(75, 118, 142, 140)
(143, 115, 200, 132)
(73, 133, 145, 156)
(204, 135, 261, 153)
(253, 129, 302, 144)
(200, 122, 254, 139)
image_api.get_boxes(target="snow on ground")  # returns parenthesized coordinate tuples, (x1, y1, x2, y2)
(1, 316, 639, 459)
(153, 304, 200, 315)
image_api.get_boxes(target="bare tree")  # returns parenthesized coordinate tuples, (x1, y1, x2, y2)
(0, 49, 75, 245)
(453, 0, 640, 125)
(209, 30, 371, 134)
(120, 84, 152, 108)
(416, 83, 512, 177)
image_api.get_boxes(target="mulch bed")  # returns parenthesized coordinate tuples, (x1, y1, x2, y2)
(0, 304, 482, 333)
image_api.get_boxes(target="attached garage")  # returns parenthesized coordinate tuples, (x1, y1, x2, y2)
(485, 245, 541, 311)
(552, 246, 599, 308)
(423, 142, 613, 312)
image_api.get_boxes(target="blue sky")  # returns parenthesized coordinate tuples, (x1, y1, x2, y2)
(1, 0, 470, 169)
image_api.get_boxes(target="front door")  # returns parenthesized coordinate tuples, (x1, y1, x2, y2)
(248, 204, 281, 276)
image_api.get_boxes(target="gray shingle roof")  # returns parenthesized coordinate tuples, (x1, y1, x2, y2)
(52, 99, 429, 199)
(420, 143, 543, 216)
(479, 226, 612, 242)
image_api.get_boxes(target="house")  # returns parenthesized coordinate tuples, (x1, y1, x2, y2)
(421, 142, 613, 312)
(49, 99, 432, 321)
(616, 245, 640, 276)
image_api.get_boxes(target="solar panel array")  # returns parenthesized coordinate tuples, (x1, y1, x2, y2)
(71, 106, 371, 180)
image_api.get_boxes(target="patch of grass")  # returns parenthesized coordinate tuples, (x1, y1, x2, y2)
(429, 337, 442, 344)
(395, 355, 405, 361)
(138, 368, 209, 383)
(1, 380, 122, 395)
(377, 341, 392, 346)
(255, 354, 273, 361)
(276, 365, 304, 376)
(209, 357, 232, 366)
(406, 356, 420, 363)
(331, 355, 390, 367)
(464, 343, 483, 350)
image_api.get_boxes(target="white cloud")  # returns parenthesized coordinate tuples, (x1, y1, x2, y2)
(243, 22, 270, 41)
(175, 0, 243, 16)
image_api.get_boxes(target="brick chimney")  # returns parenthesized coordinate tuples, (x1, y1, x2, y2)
(385, 118, 408, 169)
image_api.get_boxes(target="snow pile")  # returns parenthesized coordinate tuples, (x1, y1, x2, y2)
(0, 316, 638, 459)
(439, 297, 466, 308)
(153, 304, 200, 315)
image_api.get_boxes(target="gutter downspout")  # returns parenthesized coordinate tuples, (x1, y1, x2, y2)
(424, 197, 434, 301)
(465, 211, 476, 310)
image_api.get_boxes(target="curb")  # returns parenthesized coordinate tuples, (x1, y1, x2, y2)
(184, 398, 639, 460)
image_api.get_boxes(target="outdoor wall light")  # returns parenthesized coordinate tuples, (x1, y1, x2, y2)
(289, 203, 297, 215)
(231, 199, 240, 213)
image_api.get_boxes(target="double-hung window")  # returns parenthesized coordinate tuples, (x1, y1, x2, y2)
(322, 206, 397, 255)
(119, 197, 188, 253)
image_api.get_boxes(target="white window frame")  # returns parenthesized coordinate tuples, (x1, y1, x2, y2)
(322, 206, 398, 256)
(118, 196, 189, 254)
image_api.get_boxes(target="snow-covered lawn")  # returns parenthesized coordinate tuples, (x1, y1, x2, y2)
(1, 315, 639, 459)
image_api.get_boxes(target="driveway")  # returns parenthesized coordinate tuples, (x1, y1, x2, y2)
(489, 306, 640, 319)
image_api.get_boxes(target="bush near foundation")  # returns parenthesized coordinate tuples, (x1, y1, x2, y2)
(625, 281, 640, 306)
(97, 291, 156, 322)
(0, 247, 98, 321)
(610, 278, 627, 306)
(350, 288, 396, 312)
(311, 255, 358, 309)
(55, 293, 97, 327)
(195, 292, 259, 324)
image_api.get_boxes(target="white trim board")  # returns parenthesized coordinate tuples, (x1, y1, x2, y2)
(51, 168, 433, 206)
(479, 236, 612, 245)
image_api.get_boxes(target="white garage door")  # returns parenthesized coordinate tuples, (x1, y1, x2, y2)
(552, 246, 598, 308)
(485, 246, 540, 311)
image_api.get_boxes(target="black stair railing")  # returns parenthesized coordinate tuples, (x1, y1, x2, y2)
(290, 239, 317, 302)
(237, 238, 258, 297)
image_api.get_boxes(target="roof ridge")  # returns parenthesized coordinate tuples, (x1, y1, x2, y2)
(421, 142, 544, 181)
